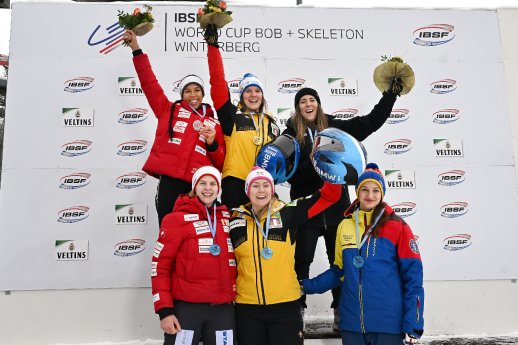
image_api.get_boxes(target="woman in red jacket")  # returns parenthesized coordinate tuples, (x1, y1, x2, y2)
(124, 30, 226, 225)
(151, 166, 237, 345)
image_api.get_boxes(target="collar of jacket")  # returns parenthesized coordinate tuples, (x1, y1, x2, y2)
(233, 199, 285, 220)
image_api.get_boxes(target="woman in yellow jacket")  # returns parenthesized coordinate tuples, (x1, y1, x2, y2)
(228, 167, 341, 345)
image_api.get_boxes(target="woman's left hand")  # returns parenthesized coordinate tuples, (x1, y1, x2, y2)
(200, 125, 216, 145)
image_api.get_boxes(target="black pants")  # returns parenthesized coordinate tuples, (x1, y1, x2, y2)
(235, 301, 303, 345)
(155, 175, 191, 226)
(163, 301, 236, 345)
(295, 223, 341, 308)
(221, 176, 249, 210)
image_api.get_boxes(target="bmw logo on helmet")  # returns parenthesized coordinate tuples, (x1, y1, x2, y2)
(255, 134, 300, 184)
(311, 128, 367, 184)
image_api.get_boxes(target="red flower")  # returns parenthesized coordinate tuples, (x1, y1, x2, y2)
(220, 1, 227, 10)
(198, 7, 204, 16)
(132, 8, 141, 16)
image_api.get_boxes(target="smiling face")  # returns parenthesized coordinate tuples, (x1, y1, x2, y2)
(242, 86, 263, 112)
(182, 83, 204, 109)
(357, 181, 383, 212)
(249, 179, 273, 214)
(298, 94, 319, 122)
(194, 175, 219, 207)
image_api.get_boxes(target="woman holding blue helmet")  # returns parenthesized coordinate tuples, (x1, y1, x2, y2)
(282, 85, 400, 329)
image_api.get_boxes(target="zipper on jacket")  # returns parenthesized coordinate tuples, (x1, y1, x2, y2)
(358, 268, 366, 333)
(416, 295, 421, 322)
(253, 217, 267, 304)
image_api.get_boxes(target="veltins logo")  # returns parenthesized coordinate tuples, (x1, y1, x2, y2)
(61, 140, 93, 157)
(114, 239, 146, 257)
(228, 78, 243, 94)
(433, 109, 460, 124)
(331, 108, 358, 120)
(437, 170, 466, 186)
(117, 140, 148, 156)
(55, 240, 89, 261)
(387, 109, 410, 124)
(118, 77, 143, 96)
(391, 202, 417, 218)
(441, 201, 469, 218)
(328, 78, 358, 96)
(62, 108, 94, 127)
(118, 108, 149, 124)
(116, 172, 147, 189)
(413, 24, 455, 46)
(64, 77, 94, 93)
(87, 20, 125, 55)
(430, 79, 457, 94)
(57, 206, 90, 223)
(277, 78, 305, 93)
(434, 139, 464, 157)
(59, 173, 92, 190)
(115, 204, 148, 225)
(384, 170, 416, 189)
(384, 139, 412, 155)
(275, 108, 293, 127)
(443, 234, 472, 251)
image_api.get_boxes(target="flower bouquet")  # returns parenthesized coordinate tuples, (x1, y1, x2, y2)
(118, 5, 155, 45)
(373, 55, 415, 96)
(197, 0, 233, 46)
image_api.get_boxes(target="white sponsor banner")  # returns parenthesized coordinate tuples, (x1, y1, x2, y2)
(1, 3, 517, 290)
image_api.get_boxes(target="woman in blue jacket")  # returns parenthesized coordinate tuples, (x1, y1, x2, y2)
(302, 163, 424, 345)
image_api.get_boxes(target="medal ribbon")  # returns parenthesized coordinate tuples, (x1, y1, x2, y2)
(354, 207, 384, 255)
(307, 127, 318, 144)
(205, 204, 218, 240)
(249, 112, 265, 141)
(189, 104, 207, 118)
(252, 206, 271, 248)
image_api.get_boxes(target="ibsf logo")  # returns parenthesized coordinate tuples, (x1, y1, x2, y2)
(387, 109, 410, 124)
(430, 79, 457, 94)
(332, 108, 358, 120)
(59, 173, 92, 190)
(277, 78, 305, 93)
(57, 206, 90, 223)
(384, 139, 412, 155)
(87, 21, 125, 55)
(437, 170, 465, 186)
(64, 77, 94, 93)
(116, 172, 147, 189)
(441, 201, 469, 218)
(114, 239, 146, 257)
(413, 24, 455, 46)
(118, 108, 149, 124)
(117, 140, 148, 156)
(443, 234, 472, 251)
(61, 140, 93, 157)
(433, 109, 460, 124)
(391, 202, 417, 218)
(227, 78, 243, 94)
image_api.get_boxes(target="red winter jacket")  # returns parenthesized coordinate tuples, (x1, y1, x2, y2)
(151, 194, 237, 316)
(133, 53, 225, 180)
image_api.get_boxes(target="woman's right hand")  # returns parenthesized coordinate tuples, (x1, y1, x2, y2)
(160, 314, 182, 335)
(123, 30, 140, 51)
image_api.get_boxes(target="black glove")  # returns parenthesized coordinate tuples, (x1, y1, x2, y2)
(388, 76, 404, 97)
(344, 163, 359, 185)
(204, 24, 219, 47)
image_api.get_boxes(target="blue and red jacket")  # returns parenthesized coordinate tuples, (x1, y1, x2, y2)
(302, 201, 424, 338)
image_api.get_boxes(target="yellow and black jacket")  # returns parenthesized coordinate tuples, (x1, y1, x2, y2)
(229, 182, 341, 305)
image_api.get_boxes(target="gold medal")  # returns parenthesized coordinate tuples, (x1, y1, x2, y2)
(253, 136, 262, 145)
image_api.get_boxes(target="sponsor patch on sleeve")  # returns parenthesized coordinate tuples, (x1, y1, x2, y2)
(153, 293, 160, 302)
(409, 239, 420, 254)
(230, 218, 246, 230)
(195, 145, 207, 156)
(222, 211, 230, 218)
(227, 238, 234, 252)
(153, 242, 164, 258)
(229, 259, 236, 266)
(184, 214, 200, 221)
(151, 261, 157, 277)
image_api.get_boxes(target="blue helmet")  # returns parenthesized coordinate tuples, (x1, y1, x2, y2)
(312, 128, 367, 184)
(256, 134, 300, 184)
